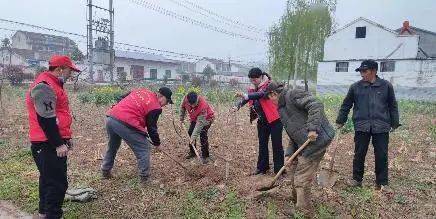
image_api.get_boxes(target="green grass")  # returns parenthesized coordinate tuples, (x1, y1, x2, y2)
(266, 202, 278, 219)
(181, 189, 245, 219)
(0, 147, 39, 213)
(316, 204, 335, 219)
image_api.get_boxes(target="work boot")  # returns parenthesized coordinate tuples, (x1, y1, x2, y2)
(185, 152, 196, 159)
(295, 187, 314, 217)
(347, 179, 362, 187)
(375, 184, 393, 194)
(251, 169, 267, 176)
(101, 170, 112, 179)
(140, 176, 150, 184)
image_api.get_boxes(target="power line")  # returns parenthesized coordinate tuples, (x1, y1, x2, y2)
(165, 0, 265, 34)
(179, 0, 266, 33)
(0, 18, 257, 65)
(127, 0, 266, 42)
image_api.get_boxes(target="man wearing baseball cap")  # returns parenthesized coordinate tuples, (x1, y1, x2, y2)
(336, 59, 400, 192)
(101, 87, 173, 183)
(25, 55, 80, 218)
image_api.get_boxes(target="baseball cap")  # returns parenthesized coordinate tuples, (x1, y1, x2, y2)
(158, 87, 173, 104)
(355, 60, 378, 72)
(49, 55, 81, 72)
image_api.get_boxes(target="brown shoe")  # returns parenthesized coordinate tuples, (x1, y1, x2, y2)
(101, 170, 112, 179)
(375, 184, 393, 194)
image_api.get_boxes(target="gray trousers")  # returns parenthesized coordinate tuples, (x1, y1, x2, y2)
(101, 117, 151, 177)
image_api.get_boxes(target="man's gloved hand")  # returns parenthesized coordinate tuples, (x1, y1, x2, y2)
(308, 131, 318, 142)
(56, 144, 69, 157)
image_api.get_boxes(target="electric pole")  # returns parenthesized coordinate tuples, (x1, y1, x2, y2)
(87, 0, 94, 82)
(87, 0, 114, 83)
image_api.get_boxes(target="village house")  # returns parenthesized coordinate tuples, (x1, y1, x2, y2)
(194, 57, 251, 84)
(317, 17, 436, 88)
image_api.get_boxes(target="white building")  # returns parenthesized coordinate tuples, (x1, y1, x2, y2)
(194, 58, 251, 84)
(84, 50, 180, 82)
(317, 17, 436, 88)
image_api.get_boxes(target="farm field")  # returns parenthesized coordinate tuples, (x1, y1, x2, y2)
(0, 85, 435, 218)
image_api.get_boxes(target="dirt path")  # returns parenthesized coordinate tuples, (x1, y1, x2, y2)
(0, 201, 31, 219)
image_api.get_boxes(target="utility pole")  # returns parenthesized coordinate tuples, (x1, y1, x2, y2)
(87, 0, 114, 83)
(87, 0, 94, 82)
(109, 0, 114, 82)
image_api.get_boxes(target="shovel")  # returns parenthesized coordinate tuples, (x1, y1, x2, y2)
(317, 130, 341, 188)
(257, 139, 312, 192)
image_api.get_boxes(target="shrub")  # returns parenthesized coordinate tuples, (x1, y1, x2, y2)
(3, 66, 24, 86)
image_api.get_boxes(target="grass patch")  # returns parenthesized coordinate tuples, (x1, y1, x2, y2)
(394, 194, 407, 205)
(220, 191, 245, 218)
(316, 204, 335, 219)
(266, 202, 278, 219)
(343, 186, 373, 203)
(0, 147, 39, 213)
(182, 192, 205, 218)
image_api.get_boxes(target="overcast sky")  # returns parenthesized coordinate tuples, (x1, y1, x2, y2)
(0, 0, 435, 64)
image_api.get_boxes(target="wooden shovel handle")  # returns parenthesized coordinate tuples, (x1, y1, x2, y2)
(268, 139, 312, 187)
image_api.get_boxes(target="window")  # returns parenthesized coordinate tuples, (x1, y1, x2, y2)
(380, 61, 395, 72)
(356, 26, 366, 38)
(150, 68, 157, 79)
(117, 67, 124, 73)
(335, 62, 349, 72)
(131, 65, 144, 80)
(165, 70, 171, 78)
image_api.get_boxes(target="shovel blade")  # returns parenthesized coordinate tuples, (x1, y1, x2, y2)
(256, 184, 278, 192)
(317, 170, 338, 188)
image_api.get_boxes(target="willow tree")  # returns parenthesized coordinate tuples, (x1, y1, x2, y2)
(268, 0, 336, 89)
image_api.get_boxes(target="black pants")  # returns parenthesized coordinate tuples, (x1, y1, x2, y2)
(31, 143, 68, 219)
(187, 121, 210, 158)
(257, 120, 284, 173)
(353, 131, 389, 185)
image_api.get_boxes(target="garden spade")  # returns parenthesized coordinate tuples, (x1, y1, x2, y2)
(317, 130, 341, 188)
(256, 139, 312, 192)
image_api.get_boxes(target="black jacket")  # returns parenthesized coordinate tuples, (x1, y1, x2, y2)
(336, 77, 400, 133)
(279, 88, 335, 159)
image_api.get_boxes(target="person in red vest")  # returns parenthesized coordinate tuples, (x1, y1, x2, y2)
(232, 68, 284, 175)
(26, 55, 80, 219)
(101, 87, 173, 183)
(180, 91, 215, 163)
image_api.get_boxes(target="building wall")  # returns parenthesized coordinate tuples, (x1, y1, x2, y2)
(0, 50, 27, 66)
(115, 59, 179, 80)
(195, 60, 215, 73)
(317, 59, 436, 87)
(11, 32, 31, 50)
(324, 19, 419, 60)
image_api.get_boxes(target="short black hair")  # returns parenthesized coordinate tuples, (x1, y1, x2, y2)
(48, 66, 57, 71)
(248, 67, 263, 78)
(187, 91, 198, 105)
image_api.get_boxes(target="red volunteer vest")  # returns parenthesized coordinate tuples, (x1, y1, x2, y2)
(107, 88, 161, 133)
(248, 80, 280, 124)
(26, 72, 73, 142)
(182, 96, 215, 122)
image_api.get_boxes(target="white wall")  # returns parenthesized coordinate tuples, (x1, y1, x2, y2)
(324, 19, 419, 60)
(11, 32, 31, 50)
(0, 50, 27, 66)
(212, 75, 250, 84)
(195, 60, 215, 73)
(317, 60, 436, 87)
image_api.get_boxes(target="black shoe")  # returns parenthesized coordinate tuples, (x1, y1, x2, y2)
(251, 169, 267, 175)
(347, 179, 362, 187)
(185, 153, 196, 159)
(101, 170, 112, 179)
(140, 176, 149, 184)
